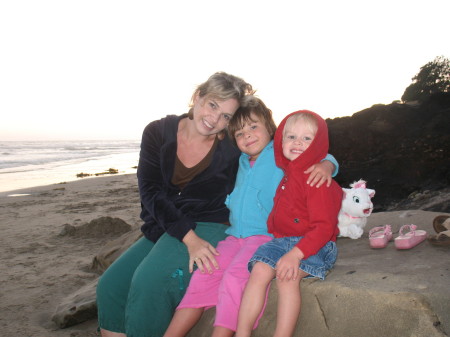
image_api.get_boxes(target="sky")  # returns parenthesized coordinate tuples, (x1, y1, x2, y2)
(1, 0, 449, 141)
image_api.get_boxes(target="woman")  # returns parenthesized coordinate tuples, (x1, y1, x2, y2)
(96, 72, 334, 337)
(97, 72, 253, 337)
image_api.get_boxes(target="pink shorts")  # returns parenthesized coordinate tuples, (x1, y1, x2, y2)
(177, 235, 272, 331)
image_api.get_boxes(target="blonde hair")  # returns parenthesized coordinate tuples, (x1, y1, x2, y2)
(283, 113, 318, 136)
(189, 72, 254, 109)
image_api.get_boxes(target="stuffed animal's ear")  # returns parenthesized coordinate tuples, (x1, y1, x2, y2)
(342, 188, 350, 197)
(367, 189, 375, 198)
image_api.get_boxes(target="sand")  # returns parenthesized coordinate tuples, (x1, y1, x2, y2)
(0, 174, 142, 337)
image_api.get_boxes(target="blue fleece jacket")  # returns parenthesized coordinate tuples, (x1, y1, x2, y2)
(225, 141, 281, 238)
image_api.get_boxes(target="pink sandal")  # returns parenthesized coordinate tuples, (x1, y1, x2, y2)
(394, 224, 427, 250)
(369, 225, 393, 248)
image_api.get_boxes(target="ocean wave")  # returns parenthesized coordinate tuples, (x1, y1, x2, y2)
(0, 140, 140, 171)
(0, 144, 140, 193)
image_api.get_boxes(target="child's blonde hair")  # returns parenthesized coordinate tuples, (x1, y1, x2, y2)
(283, 112, 318, 137)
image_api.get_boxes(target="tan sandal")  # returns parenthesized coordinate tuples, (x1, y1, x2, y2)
(428, 229, 450, 247)
(433, 215, 450, 233)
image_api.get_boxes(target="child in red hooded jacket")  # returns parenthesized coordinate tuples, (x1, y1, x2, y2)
(236, 110, 343, 337)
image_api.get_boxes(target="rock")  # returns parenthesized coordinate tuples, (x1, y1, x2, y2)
(54, 211, 450, 335)
(90, 228, 143, 273)
(188, 282, 446, 337)
(59, 216, 132, 239)
(59, 223, 77, 236)
(327, 92, 450, 212)
(51, 279, 98, 329)
(51, 229, 143, 329)
(187, 210, 450, 337)
(51, 219, 139, 329)
(391, 187, 450, 212)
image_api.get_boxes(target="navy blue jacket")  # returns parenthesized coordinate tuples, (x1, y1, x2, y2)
(138, 114, 240, 243)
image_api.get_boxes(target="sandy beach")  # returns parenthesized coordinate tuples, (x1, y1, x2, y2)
(1, 173, 449, 337)
(0, 173, 142, 337)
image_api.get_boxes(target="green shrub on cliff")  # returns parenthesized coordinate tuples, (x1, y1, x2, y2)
(402, 56, 450, 103)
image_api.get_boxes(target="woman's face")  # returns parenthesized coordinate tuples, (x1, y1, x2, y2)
(192, 95, 239, 136)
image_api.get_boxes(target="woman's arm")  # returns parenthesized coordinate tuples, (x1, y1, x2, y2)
(304, 154, 339, 188)
(137, 119, 196, 241)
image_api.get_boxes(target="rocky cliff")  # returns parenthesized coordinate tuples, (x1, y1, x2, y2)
(327, 92, 450, 212)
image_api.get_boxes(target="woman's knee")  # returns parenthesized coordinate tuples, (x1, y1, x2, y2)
(97, 238, 154, 310)
(96, 272, 110, 300)
(97, 268, 123, 304)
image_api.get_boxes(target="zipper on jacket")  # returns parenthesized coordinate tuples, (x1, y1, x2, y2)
(237, 168, 253, 237)
(281, 175, 288, 190)
(270, 175, 287, 231)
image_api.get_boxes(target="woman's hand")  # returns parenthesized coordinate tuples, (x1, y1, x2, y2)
(182, 230, 220, 273)
(275, 247, 304, 281)
(304, 160, 335, 188)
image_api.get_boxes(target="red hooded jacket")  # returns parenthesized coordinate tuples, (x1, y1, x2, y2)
(267, 110, 343, 259)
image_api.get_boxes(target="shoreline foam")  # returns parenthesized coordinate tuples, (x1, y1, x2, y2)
(0, 151, 138, 194)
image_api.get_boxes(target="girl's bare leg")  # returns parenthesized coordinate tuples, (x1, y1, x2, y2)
(235, 263, 275, 337)
(273, 271, 308, 337)
(211, 326, 235, 337)
(100, 330, 126, 337)
(163, 308, 204, 337)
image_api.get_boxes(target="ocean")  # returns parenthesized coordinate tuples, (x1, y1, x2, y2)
(0, 140, 141, 194)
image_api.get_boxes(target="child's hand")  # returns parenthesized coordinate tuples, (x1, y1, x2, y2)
(304, 161, 335, 188)
(275, 247, 304, 281)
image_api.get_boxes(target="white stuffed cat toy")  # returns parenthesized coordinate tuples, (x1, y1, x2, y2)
(338, 180, 375, 239)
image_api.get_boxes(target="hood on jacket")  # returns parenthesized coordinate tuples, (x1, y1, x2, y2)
(274, 110, 329, 172)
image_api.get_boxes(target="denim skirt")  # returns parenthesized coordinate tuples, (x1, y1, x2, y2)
(248, 237, 337, 280)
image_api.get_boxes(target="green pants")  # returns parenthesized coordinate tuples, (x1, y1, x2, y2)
(96, 222, 228, 337)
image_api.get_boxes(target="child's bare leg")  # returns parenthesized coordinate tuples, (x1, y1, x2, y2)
(163, 307, 203, 337)
(100, 330, 126, 337)
(273, 270, 308, 337)
(235, 262, 274, 337)
(211, 326, 234, 337)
